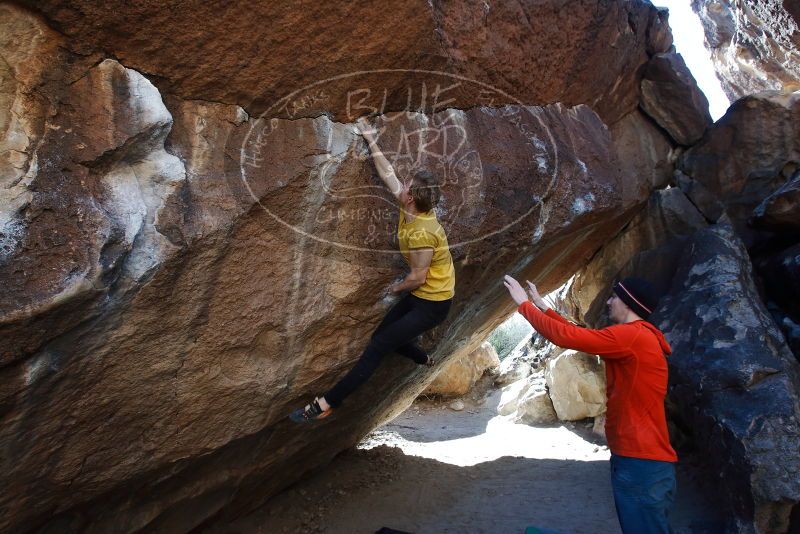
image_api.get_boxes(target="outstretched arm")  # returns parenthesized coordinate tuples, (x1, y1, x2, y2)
(504, 275, 627, 356)
(357, 117, 403, 199)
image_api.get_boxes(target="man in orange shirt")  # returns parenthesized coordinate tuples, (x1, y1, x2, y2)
(504, 275, 677, 534)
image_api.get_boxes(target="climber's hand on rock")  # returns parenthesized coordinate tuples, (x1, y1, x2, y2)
(526, 280, 550, 311)
(357, 117, 378, 140)
(503, 275, 528, 306)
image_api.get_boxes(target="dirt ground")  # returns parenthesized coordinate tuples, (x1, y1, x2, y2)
(214, 380, 726, 534)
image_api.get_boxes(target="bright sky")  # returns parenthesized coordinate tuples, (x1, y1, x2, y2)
(653, 0, 730, 120)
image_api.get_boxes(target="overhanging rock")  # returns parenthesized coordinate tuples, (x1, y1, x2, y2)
(0, 2, 678, 531)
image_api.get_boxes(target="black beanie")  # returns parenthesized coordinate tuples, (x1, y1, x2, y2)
(612, 277, 659, 319)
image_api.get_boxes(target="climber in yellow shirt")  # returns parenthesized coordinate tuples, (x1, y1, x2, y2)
(290, 117, 455, 422)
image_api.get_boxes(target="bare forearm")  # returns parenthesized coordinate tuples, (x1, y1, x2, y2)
(365, 138, 402, 195)
(532, 298, 551, 312)
(391, 271, 426, 293)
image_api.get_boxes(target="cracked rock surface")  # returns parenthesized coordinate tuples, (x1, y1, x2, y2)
(651, 223, 800, 534)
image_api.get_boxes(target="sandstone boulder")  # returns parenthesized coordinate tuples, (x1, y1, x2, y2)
(651, 223, 800, 533)
(514, 380, 558, 426)
(545, 350, 606, 421)
(425, 341, 500, 397)
(0, 2, 680, 531)
(497, 378, 531, 417)
(640, 52, 712, 145)
(0, 88, 653, 531)
(496, 372, 557, 425)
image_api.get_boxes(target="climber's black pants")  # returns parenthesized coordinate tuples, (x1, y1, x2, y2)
(324, 294, 452, 408)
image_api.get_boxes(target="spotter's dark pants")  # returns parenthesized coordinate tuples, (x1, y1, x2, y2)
(324, 294, 451, 408)
(610, 454, 676, 534)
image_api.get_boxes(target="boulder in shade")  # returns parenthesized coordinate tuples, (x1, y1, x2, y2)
(752, 169, 800, 233)
(652, 223, 800, 533)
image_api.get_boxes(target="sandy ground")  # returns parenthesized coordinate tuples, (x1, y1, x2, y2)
(215, 380, 725, 534)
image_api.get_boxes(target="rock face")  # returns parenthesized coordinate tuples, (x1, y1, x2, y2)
(692, 0, 800, 100)
(674, 170, 726, 223)
(609, 109, 675, 196)
(678, 91, 800, 245)
(651, 223, 800, 534)
(0, 2, 679, 532)
(19, 0, 673, 125)
(424, 341, 500, 397)
(564, 187, 708, 327)
(545, 350, 606, 421)
(752, 168, 800, 231)
(758, 243, 800, 332)
(639, 52, 712, 145)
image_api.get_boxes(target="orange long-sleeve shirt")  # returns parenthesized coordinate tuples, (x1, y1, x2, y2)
(518, 301, 678, 462)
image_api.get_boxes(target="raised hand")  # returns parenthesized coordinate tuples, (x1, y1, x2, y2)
(503, 275, 529, 306)
(356, 117, 378, 141)
(526, 280, 550, 311)
(354, 117, 402, 198)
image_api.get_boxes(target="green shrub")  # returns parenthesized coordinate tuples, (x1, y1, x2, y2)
(488, 313, 533, 360)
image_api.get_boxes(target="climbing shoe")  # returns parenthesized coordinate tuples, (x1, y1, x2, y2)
(289, 397, 333, 423)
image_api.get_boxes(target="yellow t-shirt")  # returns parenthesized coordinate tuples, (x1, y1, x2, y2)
(397, 209, 455, 301)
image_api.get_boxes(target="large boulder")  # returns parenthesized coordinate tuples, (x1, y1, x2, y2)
(494, 329, 559, 386)
(651, 223, 800, 534)
(691, 0, 800, 100)
(674, 169, 726, 223)
(496, 373, 558, 425)
(639, 52, 712, 146)
(496, 349, 606, 424)
(19, 0, 673, 125)
(609, 109, 675, 196)
(514, 378, 558, 425)
(0, 3, 679, 531)
(495, 356, 533, 387)
(563, 187, 708, 327)
(678, 91, 800, 246)
(545, 350, 606, 421)
(497, 378, 531, 417)
(424, 341, 500, 397)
